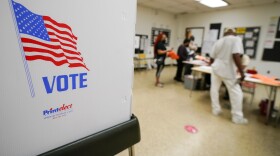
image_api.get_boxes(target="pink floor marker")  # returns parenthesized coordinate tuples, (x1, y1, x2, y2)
(184, 125, 198, 134)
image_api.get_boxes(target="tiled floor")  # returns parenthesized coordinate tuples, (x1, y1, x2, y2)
(117, 66, 280, 156)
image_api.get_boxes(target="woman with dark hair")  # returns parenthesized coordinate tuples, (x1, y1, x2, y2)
(154, 33, 172, 87)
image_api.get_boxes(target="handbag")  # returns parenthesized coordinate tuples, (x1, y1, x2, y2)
(156, 57, 164, 65)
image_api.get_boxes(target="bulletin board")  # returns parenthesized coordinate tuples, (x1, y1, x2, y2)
(262, 16, 280, 62)
(234, 26, 261, 59)
(151, 27, 171, 46)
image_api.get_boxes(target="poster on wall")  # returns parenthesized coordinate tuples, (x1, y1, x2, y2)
(0, 0, 136, 155)
(262, 16, 280, 62)
(230, 26, 261, 59)
(276, 16, 280, 38)
(151, 27, 171, 46)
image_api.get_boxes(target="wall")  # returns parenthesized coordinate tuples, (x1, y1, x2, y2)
(177, 3, 280, 77)
(136, 5, 178, 64)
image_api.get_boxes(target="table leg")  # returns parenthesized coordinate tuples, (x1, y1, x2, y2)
(129, 146, 135, 156)
(266, 86, 276, 124)
(272, 88, 279, 127)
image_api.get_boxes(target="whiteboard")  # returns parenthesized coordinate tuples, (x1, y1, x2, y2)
(187, 27, 205, 47)
(0, 0, 136, 155)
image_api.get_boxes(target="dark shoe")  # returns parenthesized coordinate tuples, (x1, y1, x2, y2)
(174, 77, 184, 82)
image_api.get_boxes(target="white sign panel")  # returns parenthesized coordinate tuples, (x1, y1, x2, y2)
(0, 0, 136, 155)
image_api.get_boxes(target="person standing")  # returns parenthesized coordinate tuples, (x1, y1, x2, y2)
(210, 28, 248, 124)
(174, 39, 191, 82)
(223, 54, 251, 100)
(184, 29, 197, 76)
(154, 33, 172, 87)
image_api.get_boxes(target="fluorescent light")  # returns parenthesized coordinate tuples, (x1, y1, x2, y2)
(198, 0, 228, 8)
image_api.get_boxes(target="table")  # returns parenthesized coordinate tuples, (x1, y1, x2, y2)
(191, 66, 280, 124)
(183, 60, 209, 66)
(134, 56, 154, 69)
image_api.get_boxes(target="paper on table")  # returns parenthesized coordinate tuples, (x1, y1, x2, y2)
(199, 66, 212, 70)
(191, 60, 208, 66)
(245, 40, 254, 47)
(245, 73, 252, 77)
(245, 49, 254, 56)
(245, 77, 262, 83)
(245, 32, 253, 39)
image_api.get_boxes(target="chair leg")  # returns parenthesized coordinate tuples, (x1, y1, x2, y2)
(275, 111, 280, 127)
(249, 90, 255, 106)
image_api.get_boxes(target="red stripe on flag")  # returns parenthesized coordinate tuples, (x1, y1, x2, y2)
(43, 16, 77, 38)
(23, 47, 84, 62)
(21, 38, 81, 56)
(49, 38, 77, 51)
(45, 23, 78, 40)
(69, 63, 89, 71)
(48, 32, 77, 46)
(26, 55, 89, 71)
(26, 55, 69, 66)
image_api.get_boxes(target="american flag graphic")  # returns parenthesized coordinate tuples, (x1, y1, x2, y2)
(11, 1, 89, 71)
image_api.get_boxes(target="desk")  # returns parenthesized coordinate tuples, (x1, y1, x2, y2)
(134, 56, 154, 69)
(183, 60, 209, 66)
(191, 66, 280, 124)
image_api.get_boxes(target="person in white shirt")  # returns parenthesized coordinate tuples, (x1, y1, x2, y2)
(210, 28, 248, 124)
(223, 54, 251, 100)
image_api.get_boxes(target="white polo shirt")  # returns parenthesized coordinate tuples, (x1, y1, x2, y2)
(210, 35, 244, 79)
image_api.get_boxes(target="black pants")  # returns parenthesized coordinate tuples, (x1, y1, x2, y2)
(175, 61, 184, 80)
(184, 64, 193, 75)
(156, 63, 165, 78)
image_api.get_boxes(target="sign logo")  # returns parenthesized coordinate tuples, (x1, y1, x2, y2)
(10, 1, 90, 97)
(43, 104, 73, 120)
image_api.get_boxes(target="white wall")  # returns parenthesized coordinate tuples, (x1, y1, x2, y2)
(136, 6, 178, 64)
(177, 3, 280, 77)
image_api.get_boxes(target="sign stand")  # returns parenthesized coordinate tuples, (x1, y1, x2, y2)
(39, 115, 141, 156)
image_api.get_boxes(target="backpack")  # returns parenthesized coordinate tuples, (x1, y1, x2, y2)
(259, 99, 274, 116)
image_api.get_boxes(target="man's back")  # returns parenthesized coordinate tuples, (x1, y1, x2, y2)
(210, 35, 243, 79)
